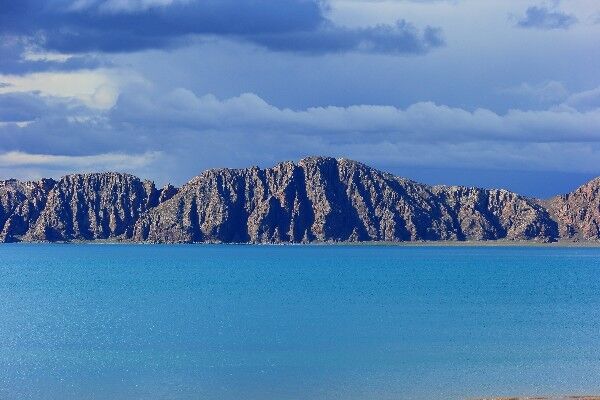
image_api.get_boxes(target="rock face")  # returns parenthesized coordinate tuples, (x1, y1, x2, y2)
(545, 177, 600, 240)
(133, 157, 558, 243)
(24, 173, 167, 241)
(0, 178, 55, 242)
(0, 157, 597, 243)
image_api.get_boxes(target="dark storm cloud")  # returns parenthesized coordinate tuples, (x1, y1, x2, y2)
(0, 91, 91, 125)
(0, 0, 444, 55)
(516, 5, 577, 30)
(0, 92, 51, 122)
(251, 20, 444, 55)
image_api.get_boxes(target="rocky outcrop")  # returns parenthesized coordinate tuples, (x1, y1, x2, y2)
(133, 157, 558, 243)
(0, 157, 598, 243)
(0, 178, 55, 242)
(24, 173, 165, 241)
(158, 184, 178, 204)
(544, 177, 600, 241)
(432, 186, 557, 241)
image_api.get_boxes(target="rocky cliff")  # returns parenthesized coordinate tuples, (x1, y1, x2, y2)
(544, 177, 600, 240)
(0, 178, 55, 242)
(133, 157, 558, 243)
(23, 173, 176, 241)
(0, 157, 597, 243)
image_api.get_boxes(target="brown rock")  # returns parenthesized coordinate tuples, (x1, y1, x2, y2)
(545, 177, 600, 240)
(2, 157, 597, 243)
(0, 178, 55, 242)
(24, 173, 164, 241)
(134, 157, 559, 243)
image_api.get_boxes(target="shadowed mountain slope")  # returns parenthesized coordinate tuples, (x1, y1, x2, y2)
(1, 157, 597, 243)
(0, 178, 55, 243)
(544, 177, 600, 240)
(23, 173, 176, 241)
(133, 157, 558, 243)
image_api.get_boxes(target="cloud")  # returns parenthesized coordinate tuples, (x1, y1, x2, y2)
(92, 0, 189, 13)
(0, 70, 122, 109)
(107, 88, 600, 144)
(1, 85, 600, 184)
(564, 86, 600, 112)
(248, 20, 443, 55)
(0, 92, 70, 123)
(0, 35, 105, 74)
(0, 150, 159, 169)
(0, 0, 444, 56)
(499, 81, 569, 104)
(516, 5, 577, 30)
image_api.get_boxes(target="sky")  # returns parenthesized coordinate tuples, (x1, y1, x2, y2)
(0, 0, 599, 198)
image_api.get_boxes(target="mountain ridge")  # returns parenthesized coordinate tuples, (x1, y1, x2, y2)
(1, 157, 598, 243)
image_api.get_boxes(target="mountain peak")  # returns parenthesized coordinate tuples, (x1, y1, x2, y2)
(133, 157, 558, 243)
(546, 175, 600, 240)
(1, 157, 597, 243)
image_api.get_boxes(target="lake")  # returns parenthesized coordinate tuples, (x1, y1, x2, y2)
(1, 244, 599, 399)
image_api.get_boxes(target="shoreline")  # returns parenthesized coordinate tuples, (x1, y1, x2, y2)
(3, 239, 600, 248)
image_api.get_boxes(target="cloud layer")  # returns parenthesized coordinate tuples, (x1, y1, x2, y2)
(1, 84, 599, 184)
(0, 0, 598, 196)
(0, 150, 159, 169)
(0, 0, 443, 60)
(0, 37, 105, 74)
(517, 5, 577, 30)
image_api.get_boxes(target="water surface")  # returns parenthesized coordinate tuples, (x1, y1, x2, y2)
(1, 244, 599, 399)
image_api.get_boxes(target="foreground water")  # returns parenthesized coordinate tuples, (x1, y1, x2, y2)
(1, 245, 599, 399)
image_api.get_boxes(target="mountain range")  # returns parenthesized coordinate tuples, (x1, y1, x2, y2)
(1, 157, 598, 243)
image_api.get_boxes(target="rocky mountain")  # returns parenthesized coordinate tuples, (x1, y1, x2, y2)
(23, 173, 176, 242)
(0, 178, 55, 242)
(133, 157, 558, 243)
(0, 157, 597, 243)
(544, 177, 600, 240)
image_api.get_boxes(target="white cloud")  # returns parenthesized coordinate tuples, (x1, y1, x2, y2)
(0, 121, 33, 128)
(99, 0, 188, 12)
(3, 85, 600, 183)
(564, 86, 600, 111)
(69, 0, 188, 12)
(111, 88, 600, 143)
(22, 50, 73, 63)
(0, 151, 160, 169)
(0, 70, 121, 109)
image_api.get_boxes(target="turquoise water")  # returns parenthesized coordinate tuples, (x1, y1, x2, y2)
(1, 245, 600, 399)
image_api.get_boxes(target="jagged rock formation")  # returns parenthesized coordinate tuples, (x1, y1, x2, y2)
(23, 173, 173, 241)
(0, 178, 55, 242)
(0, 157, 597, 243)
(158, 184, 178, 204)
(544, 177, 600, 240)
(133, 157, 558, 243)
